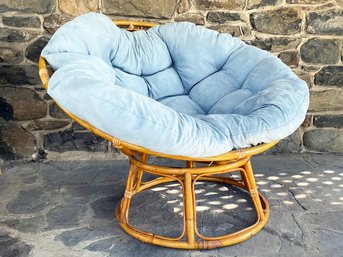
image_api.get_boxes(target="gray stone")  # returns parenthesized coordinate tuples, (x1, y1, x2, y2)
(307, 10, 343, 35)
(206, 12, 242, 23)
(72, 121, 85, 131)
(55, 228, 94, 246)
(6, 186, 58, 214)
(86, 236, 186, 257)
(0, 155, 342, 256)
(0, 65, 40, 85)
(247, 0, 282, 10)
(26, 37, 50, 63)
(0, 142, 17, 161)
(313, 229, 343, 256)
(61, 184, 119, 205)
(59, 0, 99, 16)
(294, 69, 312, 88)
(278, 51, 299, 67)
(269, 129, 303, 154)
(195, 0, 245, 10)
(309, 90, 343, 112)
(0, 232, 31, 257)
(301, 65, 321, 73)
(199, 210, 254, 237)
(55, 226, 115, 246)
(128, 190, 184, 238)
(314, 66, 343, 87)
(26, 120, 70, 131)
(2, 216, 46, 233)
(41, 160, 128, 186)
(301, 115, 312, 128)
(0, 28, 34, 42)
(189, 185, 256, 237)
(47, 204, 87, 229)
(218, 230, 282, 256)
(0, 119, 36, 158)
(207, 25, 251, 37)
(0, 97, 13, 120)
(85, 238, 118, 253)
(177, 0, 190, 14)
(252, 155, 343, 212)
(0, 86, 46, 120)
(22, 175, 39, 184)
(175, 13, 205, 25)
(250, 8, 302, 35)
(300, 38, 340, 64)
(302, 153, 343, 175)
(0, 0, 54, 13)
(314, 115, 343, 129)
(266, 211, 304, 247)
(43, 14, 72, 34)
(0, 47, 22, 64)
(85, 238, 129, 255)
(3, 16, 41, 28)
(49, 102, 70, 119)
(304, 130, 343, 153)
(250, 37, 301, 52)
(44, 131, 108, 152)
(91, 196, 120, 219)
(102, 0, 177, 19)
(277, 241, 309, 257)
(301, 212, 343, 233)
(42, 163, 117, 186)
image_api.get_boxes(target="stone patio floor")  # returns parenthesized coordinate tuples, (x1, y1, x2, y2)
(0, 154, 342, 257)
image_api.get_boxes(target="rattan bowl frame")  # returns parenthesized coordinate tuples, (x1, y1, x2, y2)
(38, 20, 277, 249)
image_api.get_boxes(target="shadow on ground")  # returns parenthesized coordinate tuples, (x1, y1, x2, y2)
(0, 154, 342, 257)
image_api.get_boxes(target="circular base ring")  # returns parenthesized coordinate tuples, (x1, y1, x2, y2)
(115, 174, 269, 249)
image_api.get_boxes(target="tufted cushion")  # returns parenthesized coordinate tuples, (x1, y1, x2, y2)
(42, 13, 309, 157)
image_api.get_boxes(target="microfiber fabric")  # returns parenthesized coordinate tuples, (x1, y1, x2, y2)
(42, 12, 309, 158)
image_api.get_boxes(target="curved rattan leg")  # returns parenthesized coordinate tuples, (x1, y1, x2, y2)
(133, 154, 147, 191)
(118, 163, 137, 223)
(243, 160, 267, 221)
(115, 158, 269, 249)
(184, 172, 196, 245)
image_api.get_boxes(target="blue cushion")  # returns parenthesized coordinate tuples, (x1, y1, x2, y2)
(42, 13, 309, 158)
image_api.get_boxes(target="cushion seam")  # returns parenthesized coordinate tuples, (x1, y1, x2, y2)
(187, 43, 244, 95)
(240, 56, 276, 92)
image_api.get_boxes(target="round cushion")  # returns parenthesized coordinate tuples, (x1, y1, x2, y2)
(42, 13, 309, 158)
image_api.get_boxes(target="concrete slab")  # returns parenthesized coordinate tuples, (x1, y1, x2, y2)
(0, 154, 342, 257)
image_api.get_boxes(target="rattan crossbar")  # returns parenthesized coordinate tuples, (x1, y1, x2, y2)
(38, 20, 277, 249)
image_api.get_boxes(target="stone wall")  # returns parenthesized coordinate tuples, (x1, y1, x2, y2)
(0, 0, 342, 161)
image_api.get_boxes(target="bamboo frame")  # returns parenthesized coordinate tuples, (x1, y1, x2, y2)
(38, 20, 277, 249)
(114, 154, 271, 249)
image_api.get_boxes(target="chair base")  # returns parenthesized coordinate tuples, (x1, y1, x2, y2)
(115, 154, 269, 249)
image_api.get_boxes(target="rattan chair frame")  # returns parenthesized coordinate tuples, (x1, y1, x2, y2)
(38, 20, 277, 249)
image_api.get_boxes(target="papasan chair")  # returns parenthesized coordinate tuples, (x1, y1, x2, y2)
(39, 13, 309, 249)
